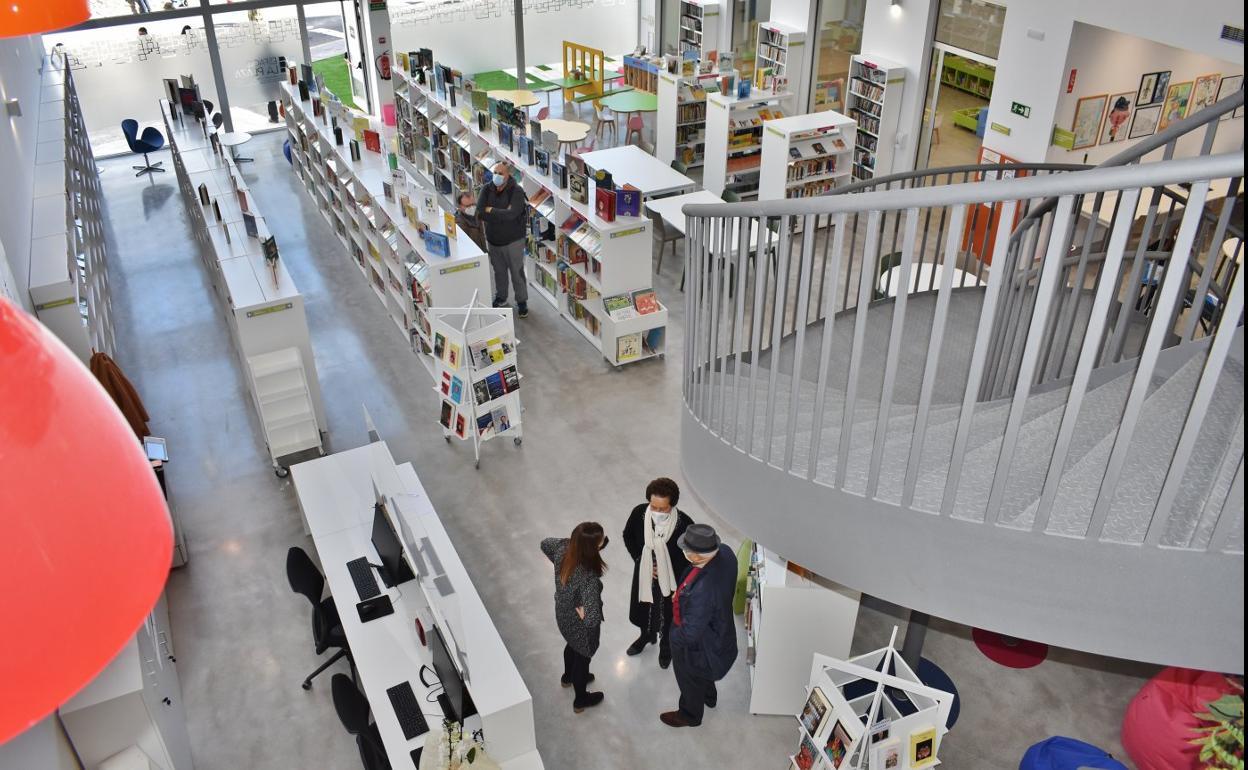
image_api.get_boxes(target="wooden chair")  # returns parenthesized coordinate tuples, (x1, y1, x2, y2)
(593, 101, 617, 142)
(625, 114, 645, 146)
(536, 106, 550, 122)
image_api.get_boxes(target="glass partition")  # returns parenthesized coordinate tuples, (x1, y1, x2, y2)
(212, 7, 305, 134)
(729, 0, 771, 84)
(810, 0, 864, 113)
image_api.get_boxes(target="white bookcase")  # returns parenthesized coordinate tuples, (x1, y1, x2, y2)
(758, 110, 856, 200)
(391, 67, 667, 367)
(280, 77, 491, 380)
(678, 0, 723, 60)
(247, 347, 322, 463)
(655, 71, 721, 168)
(703, 89, 794, 198)
(30, 54, 115, 362)
(847, 54, 906, 182)
(746, 544, 861, 716)
(755, 21, 809, 113)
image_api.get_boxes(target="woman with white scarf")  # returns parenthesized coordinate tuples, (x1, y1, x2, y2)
(622, 477, 694, 669)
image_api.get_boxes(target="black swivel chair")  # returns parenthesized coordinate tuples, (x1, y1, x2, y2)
(286, 546, 352, 690)
(122, 119, 166, 177)
(331, 674, 392, 770)
(212, 112, 225, 131)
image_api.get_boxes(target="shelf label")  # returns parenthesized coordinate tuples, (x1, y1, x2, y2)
(247, 302, 294, 318)
(990, 122, 1011, 136)
(1010, 101, 1031, 119)
(610, 226, 646, 239)
(439, 260, 481, 275)
(766, 126, 784, 137)
(1051, 125, 1075, 150)
(35, 297, 76, 312)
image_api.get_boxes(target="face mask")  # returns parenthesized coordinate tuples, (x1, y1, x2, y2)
(463, 205, 476, 216)
(651, 508, 671, 526)
(492, 173, 506, 187)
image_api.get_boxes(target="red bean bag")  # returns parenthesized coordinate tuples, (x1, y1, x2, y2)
(1121, 667, 1238, 770)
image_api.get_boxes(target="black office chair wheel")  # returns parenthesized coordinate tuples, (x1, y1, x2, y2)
(513, 437, 522, 446)
(275, 466, 290, 478)
(302, 679, 313, 691)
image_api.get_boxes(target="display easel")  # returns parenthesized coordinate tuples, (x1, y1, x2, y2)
(429, 295, 524, 468)
(562, 41, 607, 105)
(793, 629, 953, 770)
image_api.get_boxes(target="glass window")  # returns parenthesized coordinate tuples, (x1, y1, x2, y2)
(211, 7, 306, 135)
(303, 1, 359, 108)
(730, 0, 772, 84)
(810, 0, 864, 113)
(935, 0, 1005, 59)
(660, 0, 681, 56)
(82, 0, 195, 21)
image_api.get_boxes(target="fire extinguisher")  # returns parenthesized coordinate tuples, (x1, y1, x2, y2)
(377, 49, 391, 81)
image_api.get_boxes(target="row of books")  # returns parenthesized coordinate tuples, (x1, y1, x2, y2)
(787, 178, 841, 198)
(850, 95, 883, 120)
(853, 110, 881, 136)
(788, 137, 847, 160)
(850, 76, 885, 102)
(603, 289, 662, 321)
(677, 102, 707, 124)
(786, 157, 838, 181)
(472, 364, 520, 405)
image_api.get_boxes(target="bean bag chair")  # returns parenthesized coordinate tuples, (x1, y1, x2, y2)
(1122, 667, 1237, 770)
(1019, 737, 1128, 770)
(283, 138, 292, 165)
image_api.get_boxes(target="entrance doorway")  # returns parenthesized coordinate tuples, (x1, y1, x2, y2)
(917, 44, 997, 169)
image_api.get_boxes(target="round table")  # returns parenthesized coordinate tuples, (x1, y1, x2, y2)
(487, 89, 539, 109)
(599, 90, 658, 143)
(218, 130, 254, 163)
(539, 118, 590, 153)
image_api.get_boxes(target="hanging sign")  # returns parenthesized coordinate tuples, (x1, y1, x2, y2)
(1066, 69, 1077, 94)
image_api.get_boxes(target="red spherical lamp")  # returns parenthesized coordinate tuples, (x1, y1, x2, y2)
(1, 0, 90, 38)
(0, 298, 173, 743)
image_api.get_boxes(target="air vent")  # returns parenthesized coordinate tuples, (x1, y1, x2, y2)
(1221, 24, 1244, 43)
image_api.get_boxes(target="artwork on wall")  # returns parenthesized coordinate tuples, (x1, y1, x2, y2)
(1070, 93, 1107, 150)
(1099, 92, 1134, 145)
(1215, 74, 1244, 120)
(1137, 70, 1170, 106)
(1128, 104, 1162, 139)
(1189, 73, 1222, 117)
(1158, 80, 1193, 131)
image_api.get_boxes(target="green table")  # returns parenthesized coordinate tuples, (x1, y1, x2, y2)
(600, 90, 658, 143)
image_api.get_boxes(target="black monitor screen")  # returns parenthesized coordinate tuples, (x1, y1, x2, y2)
(431, 625, 476, 723)
(371, 503, 415, 588)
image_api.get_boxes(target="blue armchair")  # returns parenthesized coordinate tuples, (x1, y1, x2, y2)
(122, 119, 166, 176)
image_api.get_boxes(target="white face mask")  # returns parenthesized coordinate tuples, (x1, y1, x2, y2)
(650, 508, 672, 526)
(463, 205, 476, 216)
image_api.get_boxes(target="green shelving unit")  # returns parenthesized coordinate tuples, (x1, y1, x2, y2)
(940, 55, 994, 100)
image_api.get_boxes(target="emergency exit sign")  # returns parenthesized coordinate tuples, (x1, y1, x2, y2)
(1011, 101, 1031, 118)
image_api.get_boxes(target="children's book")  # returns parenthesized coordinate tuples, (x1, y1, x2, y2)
(616, 333, 642, 362)
(632, 289, 661, 315)
(615, 184, 642, 218)
(595, 188, 617, 222)
(604, 294, 636, 321)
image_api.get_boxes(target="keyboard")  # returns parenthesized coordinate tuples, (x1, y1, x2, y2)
(386, 681, 430, 740)
(347, 557, 381, 600)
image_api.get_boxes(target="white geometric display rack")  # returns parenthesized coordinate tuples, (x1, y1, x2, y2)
(847, 54, 906, 182)
(758, 110, 857, 201)
(30, 53, 115, 362)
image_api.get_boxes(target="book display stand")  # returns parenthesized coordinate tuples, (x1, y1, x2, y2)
(758, 111, 857, 200)
(656, 70, 723, 168)
(793, 630, 953, 770)
(847, 54, 906, 182)
(429, 299, 524, 468)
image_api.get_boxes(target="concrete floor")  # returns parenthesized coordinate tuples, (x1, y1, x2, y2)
(97, 131, 1155, 770)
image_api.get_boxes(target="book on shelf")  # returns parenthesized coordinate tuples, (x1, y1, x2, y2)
(569, 172, 589, 205)
(443, 211, 458, 239)
(450, 375, 464, 404)
(485, 337, 508, 364)
(446, 341, 462, 370)
(603, 294, 636, 321)
(595, 188, 617, 222)
(551, 160, 568, 189)
(197, 183, 209, 206)
(789, 146, 802, 160)
(262, 236, 279, 264)
(643, 327, 662, 353)
(499, 123, 514, 152)
(617, 333, 643, 362)
(333, 126, 344, 145)
(591, 168, 614, 191)
(492, 404, 511, 433)
(363, 129, 381, 154)
(423, 230, 451, 258)
(476, 411, 495, 438)
(525, 136, 536, 166)
(352, 116, 370, 140)
(535, 148, 550, 175)
(298, 81, 310, 102)
(439, 399, 454, 429)
(517, 135, 532, 165)
(382, 180, 395, 202)
(472, 378, 490, 405)
(440, 370, 452, 395)
(632, 289, 661, 315)
(243, 212, 259, 238)
(794, 733, 819, 770)
(453, 411, 467, 438)
(349, 140, 361, 161)
(616, 185, 642, 218)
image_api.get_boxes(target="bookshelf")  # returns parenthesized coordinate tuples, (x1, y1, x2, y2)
(279, 76, 491, 380)
(703, 89, 794, 198)
(755, 21, 809, 113)
(655, 70, 722, 168)
(745, 543, 861, 716)
(847, 54, 906, 182)
(161, 98, 328, 473)
(623, 54, 661, 94)
(940, 53, 994, 99)
(391, 66, 667, 367)
(758, 110, 856, 200)
(29, 54, 115, 362)
(678, 0, 722, 61)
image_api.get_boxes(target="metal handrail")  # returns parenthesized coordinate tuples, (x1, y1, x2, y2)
(831, 162, 1089, 196)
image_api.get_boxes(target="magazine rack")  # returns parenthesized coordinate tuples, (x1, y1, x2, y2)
(429, 296, 524, 468)
(792, 629, 953, 770)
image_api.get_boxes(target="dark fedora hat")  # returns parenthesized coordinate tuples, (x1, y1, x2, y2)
(677, 523, 721, 554)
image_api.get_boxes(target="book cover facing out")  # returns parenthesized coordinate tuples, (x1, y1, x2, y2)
(616, 185, 642, 218)
(595, 188, 617, 222)
(569, 173, 589, 205)
(363, 130, 381, 154)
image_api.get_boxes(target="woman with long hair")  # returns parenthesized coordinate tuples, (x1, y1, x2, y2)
(540, 522, 608, 713)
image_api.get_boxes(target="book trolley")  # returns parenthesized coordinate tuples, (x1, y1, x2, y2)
(792, 630, 953, 770)
(429, 300, 524, 468)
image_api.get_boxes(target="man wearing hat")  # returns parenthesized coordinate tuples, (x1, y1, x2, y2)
(661, 523, 739, 728)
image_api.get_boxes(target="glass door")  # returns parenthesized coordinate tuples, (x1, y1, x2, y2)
(916, 43, 997, 170)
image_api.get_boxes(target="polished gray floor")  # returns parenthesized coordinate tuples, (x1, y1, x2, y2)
(97, 132, 1154, 769)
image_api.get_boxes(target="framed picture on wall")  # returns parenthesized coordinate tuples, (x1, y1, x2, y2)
(1137, 70, 1170, 106)
(1158, 81, 1193, 131)
(1128, 104, 1162, 139)
(1215, 74, 1243, 120)
(1189, 73, 1222, 117)
(1099, 92, 1134, 144)
(1071, 94, 1108, 150)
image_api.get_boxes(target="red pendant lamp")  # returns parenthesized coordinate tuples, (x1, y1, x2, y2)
(1, 1, 90, 38)
(0, 298, 173, 743)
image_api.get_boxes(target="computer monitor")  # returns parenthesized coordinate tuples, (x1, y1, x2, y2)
(371, 501, 415, 588)
(431, 625, 476, 723)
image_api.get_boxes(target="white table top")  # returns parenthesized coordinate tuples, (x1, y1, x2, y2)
(540, 118, 590, 143)
(879, 263, 985, 298)
(487, 89, 539, 108)
(218, 131, 252, 146)
(644, 190, 768, 250)
(578, 145, 695, 198)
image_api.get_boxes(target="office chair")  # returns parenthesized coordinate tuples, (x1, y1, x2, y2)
(122, 119, 166, 177)
(286, 547, 353, 691)
(331, 674, 392, 770)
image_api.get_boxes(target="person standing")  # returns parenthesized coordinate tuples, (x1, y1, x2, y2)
(661, 523, 739, 728)
(540, 523, 608, 713)
(455, 191, 487, 251)
(623, 477, 693, 669)
(477, 160, 529, 318)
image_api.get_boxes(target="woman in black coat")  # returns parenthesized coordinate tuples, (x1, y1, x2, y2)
(541, 522, 608, 713)
(622, 477, 693, 669)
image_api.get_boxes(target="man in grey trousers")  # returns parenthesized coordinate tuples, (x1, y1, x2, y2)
(477, 160, 529, 317)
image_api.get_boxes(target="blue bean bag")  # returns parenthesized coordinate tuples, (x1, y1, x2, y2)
(283, 139, 292, 165)
(1020, 737, 1128, 770)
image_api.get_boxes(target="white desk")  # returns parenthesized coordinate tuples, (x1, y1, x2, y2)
(578, 145, 696, 198)
(292, 442, 542, 770)
(645, 190, 770, 252)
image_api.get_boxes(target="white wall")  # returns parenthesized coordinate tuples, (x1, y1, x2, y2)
(1045, 23, 1243, 164)
(859, 0, 935, 173)
(0, 716, 81, 770)
(983, 0, 1245, 161)
(0, 34, 48, 311)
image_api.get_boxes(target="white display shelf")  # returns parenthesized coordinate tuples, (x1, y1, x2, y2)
(656, 70, 723, 168)
(703, 90, 795, 197)
(759, 110, 857, 200)
(847, 54, 906, 182)
(678, 0, 723, 61)
(755, 21, 809, 114)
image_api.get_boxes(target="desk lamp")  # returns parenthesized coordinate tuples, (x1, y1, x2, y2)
(0, 298, 173, 743)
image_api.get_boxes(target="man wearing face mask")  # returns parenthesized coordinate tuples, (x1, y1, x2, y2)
(476, 160, 529, 317)
(622, 477, 693, 669)
(456, 191, 486, 251)
(661, 523, 738, 728)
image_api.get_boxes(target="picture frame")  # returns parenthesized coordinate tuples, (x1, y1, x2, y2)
(1158, 81, 1193, 131)
(1099, 92, 1134, 145)
(1137, 70, 1169, 106)
(1215, 74, 1243, 120)
(1189, 73, 1221, 117)
(1070, 94, 1108, 150)
(1128, 104, 1162, 139)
